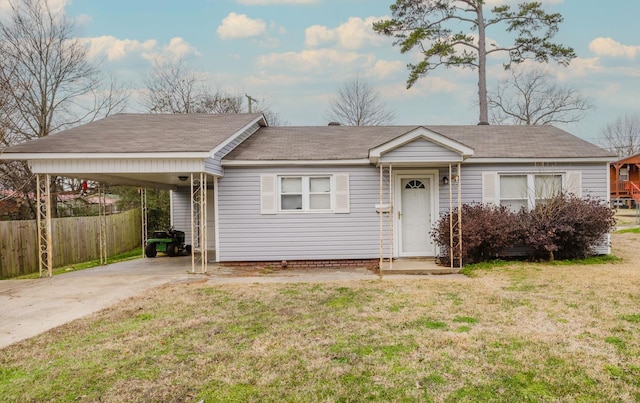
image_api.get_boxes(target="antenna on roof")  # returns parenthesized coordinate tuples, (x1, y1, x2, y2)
(245, 94, 258, 113)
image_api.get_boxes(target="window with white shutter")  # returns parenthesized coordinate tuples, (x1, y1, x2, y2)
(263, 174, 349, 213)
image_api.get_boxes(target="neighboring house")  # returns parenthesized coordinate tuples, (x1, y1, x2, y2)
(57, 192, 120, 217)
(0, 113, 616, 270)
(0, 189, 119, 219)
(610, 153, 640, 208)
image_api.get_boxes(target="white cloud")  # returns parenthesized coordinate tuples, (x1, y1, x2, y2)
(416, 75, 467, 94)
(258, 49, 375, 74)
(237, 0, 318, 4)
(78, 36, 199, 64)
(74, 13, 92, 28)
(371, 60, 404, 79)
(78, 36, 157, 61)
(305, 16, 385, 50)
(0, 0, 68, 17)
(143, 37, 201, 62)
(555, 57, 602, 80)
(589, 37, 640, 59)
(484, 0, 562, 4)
(217, 12, 266, 40)
(245, 72, 313, 88)
(305, 25, 335, 48)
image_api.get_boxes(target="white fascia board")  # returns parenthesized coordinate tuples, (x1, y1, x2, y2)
(376, 159, 463, 167)
(222, 159, 370, 167)
(369, 127, 475, 161)
(0, 152, 210, 160)
(465, 157, 615, 164)
(209, 115, 266, 158)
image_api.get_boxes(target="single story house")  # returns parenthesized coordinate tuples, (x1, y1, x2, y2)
(0, 113, 616, 272)
(610, 153, 640, 208)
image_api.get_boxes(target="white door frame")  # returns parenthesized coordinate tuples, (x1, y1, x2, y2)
(394, 169, 439, 257)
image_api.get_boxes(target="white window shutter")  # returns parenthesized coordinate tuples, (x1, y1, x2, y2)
(260, 174, 277, 214)
(334, 173, 350, 213)
(565, 171, 582, 197)
(482, 172, 499, 205)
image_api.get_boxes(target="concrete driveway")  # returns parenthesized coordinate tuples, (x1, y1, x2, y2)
(2, 256, 450, 349)
(0, 257, 207, 349)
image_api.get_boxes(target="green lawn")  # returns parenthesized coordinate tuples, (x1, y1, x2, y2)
(1, 249, 639, 402)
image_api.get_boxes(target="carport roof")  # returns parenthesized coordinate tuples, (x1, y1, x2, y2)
(2, 113, 267, 154)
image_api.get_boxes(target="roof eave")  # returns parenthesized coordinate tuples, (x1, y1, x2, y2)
(0, 152, 212, 160)
(465, 157, 615, 164)
(222, 159, 371, 167)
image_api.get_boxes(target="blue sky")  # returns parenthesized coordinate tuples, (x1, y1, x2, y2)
(3, 0, 639, 145)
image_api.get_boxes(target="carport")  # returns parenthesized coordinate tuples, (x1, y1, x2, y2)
(0, 113, 267, 277)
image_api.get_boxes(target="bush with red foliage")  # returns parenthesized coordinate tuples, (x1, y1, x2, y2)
(519, 195, 615, 261)
(432, 195, 615, 266)
(431, 203, 521, 265)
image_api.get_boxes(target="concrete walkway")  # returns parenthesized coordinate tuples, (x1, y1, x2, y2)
(0, 257, 464, 349)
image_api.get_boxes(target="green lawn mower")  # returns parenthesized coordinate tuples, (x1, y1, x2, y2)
(145, 228, 191, 257)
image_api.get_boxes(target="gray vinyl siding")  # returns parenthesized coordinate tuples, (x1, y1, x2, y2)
(171, 187, 193, 243)
(435, 161, 610, 254)
(204, 123, 260, 175)
(217, 165, 391, 261)
(176, 161, 610, 261)
(380, 138, 462, 163)
(171, 187, 216, 250)
(437, 162, 609, 213)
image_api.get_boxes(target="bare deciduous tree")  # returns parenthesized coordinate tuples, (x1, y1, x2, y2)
(0, 0, 128, 218)
(142, 59, 287, 125)
(326, 77, 396, 126)
(143, 60, 203, 114)
(488, 67, 592, 125)
(601, 115, 640, 158)
(196, 92, 244, 114)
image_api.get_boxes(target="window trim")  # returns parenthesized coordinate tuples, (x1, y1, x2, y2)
(278, 174, 334, 213)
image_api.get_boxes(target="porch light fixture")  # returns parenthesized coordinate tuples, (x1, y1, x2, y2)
(178, 176, 188, 182)
(442, 176, 449, 185)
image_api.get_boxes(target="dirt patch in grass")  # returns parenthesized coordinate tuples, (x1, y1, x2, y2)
(1, 233, 639, 401)
(615, 209, 640, 228)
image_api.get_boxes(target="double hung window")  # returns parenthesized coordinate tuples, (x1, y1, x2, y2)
(499, 174, 563, 212)
(620, 168, 629, 182)
(280, 176, 332, 212)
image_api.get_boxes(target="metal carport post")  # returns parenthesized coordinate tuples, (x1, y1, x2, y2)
(190, 172, 208, 274)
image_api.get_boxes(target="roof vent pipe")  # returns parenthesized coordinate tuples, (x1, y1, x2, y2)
(477, 121, 490, 125)
(328, 122, 341, 126)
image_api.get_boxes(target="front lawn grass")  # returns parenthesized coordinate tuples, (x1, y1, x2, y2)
(2, 258, 640, 402)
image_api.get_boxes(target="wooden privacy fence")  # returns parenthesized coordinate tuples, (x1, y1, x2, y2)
(0, 209, 141, 278)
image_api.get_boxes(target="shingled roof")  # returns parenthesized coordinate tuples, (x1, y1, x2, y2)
(224, 125, 615, 161)
(3, 113, 266, 154)
(2, 113, 614, 161)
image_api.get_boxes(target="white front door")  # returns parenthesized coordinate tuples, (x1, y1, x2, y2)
(399, 177, 433, 256)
